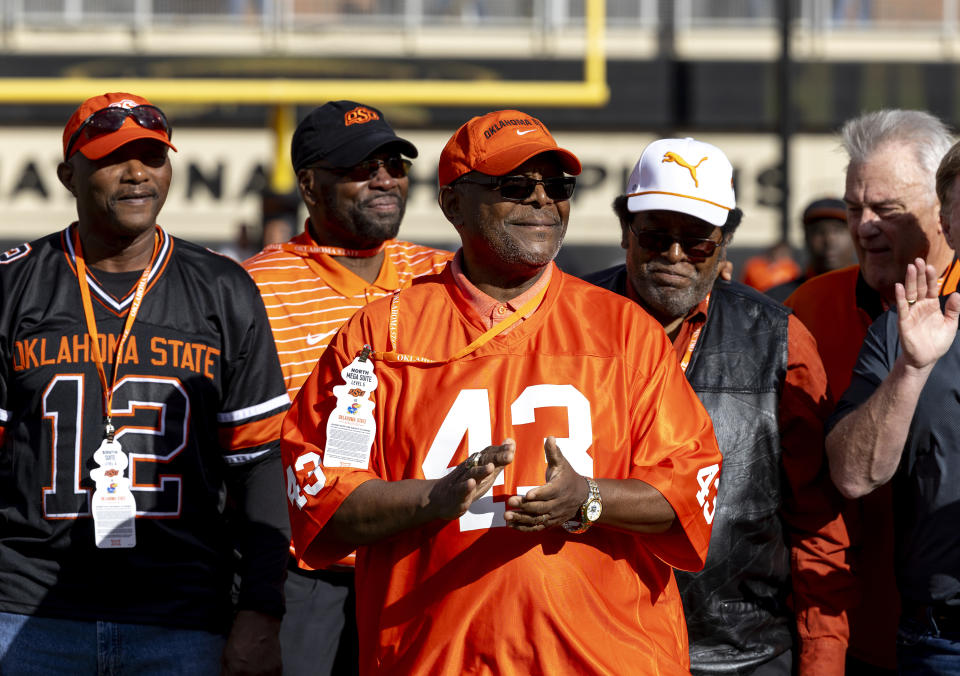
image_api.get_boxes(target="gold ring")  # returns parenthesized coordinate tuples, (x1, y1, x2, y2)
(465, 452, 482, 469)
(907, 299, 917, 305)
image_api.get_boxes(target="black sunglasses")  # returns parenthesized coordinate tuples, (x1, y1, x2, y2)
(457, 175, 576, 203)
(629, 225, 721, 261)
(65, 105, 172, 159)
(312, 157, 412, 182)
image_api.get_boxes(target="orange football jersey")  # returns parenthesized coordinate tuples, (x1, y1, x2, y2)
(283, 266, 721, 675)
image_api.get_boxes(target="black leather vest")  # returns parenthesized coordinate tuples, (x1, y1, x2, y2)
(584, 267, 794, 674)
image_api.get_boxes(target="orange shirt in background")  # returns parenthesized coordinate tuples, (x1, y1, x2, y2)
(742, 254, 801, 292)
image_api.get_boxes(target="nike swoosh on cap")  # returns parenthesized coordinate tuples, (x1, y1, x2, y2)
(516, 129, 536, 136)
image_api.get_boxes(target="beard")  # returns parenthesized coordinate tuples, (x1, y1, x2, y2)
(491, 222, 566, 269)
(324, 191, 405, 247)
(350, 195, 405, 242)
(629, 261, 719, 322)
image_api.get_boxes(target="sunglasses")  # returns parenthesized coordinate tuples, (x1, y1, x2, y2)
(629, 225, 721, 261)
(65, 105, 172, 159)
(313, 157, 412, 182)
(457, 175, 576, 203)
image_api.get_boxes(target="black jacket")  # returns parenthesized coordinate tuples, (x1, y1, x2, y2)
(585, 265, 794, 675)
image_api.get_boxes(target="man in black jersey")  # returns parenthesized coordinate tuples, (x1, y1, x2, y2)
(0, 92, 290, 674)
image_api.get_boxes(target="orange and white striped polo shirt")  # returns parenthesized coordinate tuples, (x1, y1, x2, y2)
(244, 230, 452, 397)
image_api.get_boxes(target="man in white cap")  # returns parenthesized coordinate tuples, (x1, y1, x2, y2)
(585, 138, 855, 676)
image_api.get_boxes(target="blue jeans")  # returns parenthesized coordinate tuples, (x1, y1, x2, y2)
(897, 613, 960, 675)
(0, 611, 225, 675)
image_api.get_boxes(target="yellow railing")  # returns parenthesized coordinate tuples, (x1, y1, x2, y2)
(0, 0, 607, 192)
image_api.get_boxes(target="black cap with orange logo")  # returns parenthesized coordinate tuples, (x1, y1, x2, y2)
(291, 100, 418, 173)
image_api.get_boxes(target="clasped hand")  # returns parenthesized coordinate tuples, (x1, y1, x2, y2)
(427, 436, 589, 532)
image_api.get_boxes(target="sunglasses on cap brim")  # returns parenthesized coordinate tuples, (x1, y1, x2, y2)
(65, 105, 172, 159)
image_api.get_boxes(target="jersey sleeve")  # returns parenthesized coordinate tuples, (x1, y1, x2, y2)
(624, 320, 722, 572)
(281, 317, 380, 569)
(217, 269, 292, 617)
(217, 272, 291, 464)
(0, 244, 31, 449)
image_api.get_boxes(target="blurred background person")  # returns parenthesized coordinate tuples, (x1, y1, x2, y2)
(740, 240, 802, 292)
(767, 197, 857, 302)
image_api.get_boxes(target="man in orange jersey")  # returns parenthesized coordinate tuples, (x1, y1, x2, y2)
(282, 109, 722, 675)
(0, 93, 290, 674)
(244, 100, 449, 676)
(586, 137, 853, 675)
(785, 109, 958, 675)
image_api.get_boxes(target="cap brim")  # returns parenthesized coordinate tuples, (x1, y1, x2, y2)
(77, 127, 177, 160)
(804, 207, 847, 223)
(627, 192, 730, 227)
(476, 143, 582, 177)
(331, 133, 419, 167)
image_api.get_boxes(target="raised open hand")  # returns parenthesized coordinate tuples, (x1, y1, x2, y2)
(896, 257, 960, 370)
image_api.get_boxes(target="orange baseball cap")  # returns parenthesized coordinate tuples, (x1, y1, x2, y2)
(438, 110, 581, 186)
(62, 92, 177, 160)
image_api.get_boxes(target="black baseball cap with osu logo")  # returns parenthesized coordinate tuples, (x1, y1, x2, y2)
(291, 100, 418, 172)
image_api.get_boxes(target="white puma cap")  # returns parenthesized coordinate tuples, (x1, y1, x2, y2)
(625, 137, 736, 226)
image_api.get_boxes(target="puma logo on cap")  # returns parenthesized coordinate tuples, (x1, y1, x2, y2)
(662, 152, 708, 188)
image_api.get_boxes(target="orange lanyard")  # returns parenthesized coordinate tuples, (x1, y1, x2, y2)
(373, 284, 549, 365)
(265, 241, 384, 258)
(73, 228, 160, 438)
(679, 293, 710, 373)
(940, 257, 960, 295)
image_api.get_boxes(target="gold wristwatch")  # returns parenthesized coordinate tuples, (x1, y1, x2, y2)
(563, 477, 602, 534)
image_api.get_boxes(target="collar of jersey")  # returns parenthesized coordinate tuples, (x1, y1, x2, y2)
(285, 230, 400, 298)
(443, 262, 560, 343)
(62, 223, 173, 317)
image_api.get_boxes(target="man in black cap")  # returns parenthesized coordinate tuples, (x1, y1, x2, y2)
(766, 197, 857, 302)
(244, 101, 450, 676)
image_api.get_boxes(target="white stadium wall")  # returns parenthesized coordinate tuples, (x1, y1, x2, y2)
(0, 128, 848, 250)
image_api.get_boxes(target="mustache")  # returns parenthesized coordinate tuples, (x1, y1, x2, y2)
(359, 194, 403, 208)
(114, 189, 160, 200)
(643, 262, 696, 279)
(505, 209, 562, 227)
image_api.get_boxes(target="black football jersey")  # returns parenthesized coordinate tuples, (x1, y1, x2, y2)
(0, 225, 290, 631)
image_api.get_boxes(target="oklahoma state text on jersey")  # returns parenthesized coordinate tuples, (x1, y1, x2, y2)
(244, 232, 451, 396)
(283, 266, 722, 676)
(0, 226, 290, 631)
